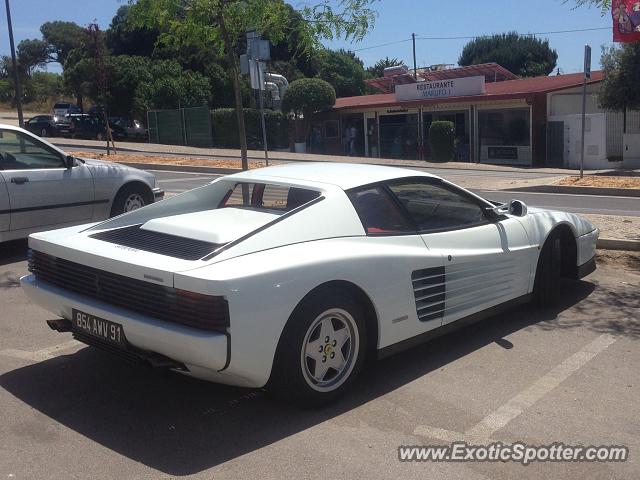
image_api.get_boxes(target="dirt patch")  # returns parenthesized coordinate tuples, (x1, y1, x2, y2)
(583, 214, 640, 242)
(557, 175, 640, 189)
(596, 250, 640, 271)
(69, 150, 265, 170)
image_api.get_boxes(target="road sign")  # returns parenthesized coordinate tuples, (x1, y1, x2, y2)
(584, 45, 592, 80)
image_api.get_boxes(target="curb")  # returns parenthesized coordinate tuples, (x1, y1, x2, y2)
(120, 162, 240, 175)
(56, 141, 576, 176)
(507, 184, 640, 197)
(597, 238, 640, 251)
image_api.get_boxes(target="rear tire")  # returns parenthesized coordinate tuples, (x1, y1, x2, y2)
(268, 290, 367, 407)
(110, 184, 152, 217)
(534, 233, 562, 307)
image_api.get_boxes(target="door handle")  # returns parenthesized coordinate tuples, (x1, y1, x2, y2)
(10, 177, 29, 185)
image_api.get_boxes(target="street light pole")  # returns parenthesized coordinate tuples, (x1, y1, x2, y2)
(4, 0, 24, 128)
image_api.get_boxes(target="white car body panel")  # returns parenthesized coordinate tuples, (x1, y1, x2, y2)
(20, 163, 598, 389)
(0, 124, 161, 242)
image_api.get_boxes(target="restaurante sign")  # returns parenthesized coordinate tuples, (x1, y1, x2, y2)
(395, 75, 486, 102)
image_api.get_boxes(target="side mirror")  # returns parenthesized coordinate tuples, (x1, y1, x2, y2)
(65, 155, 75, 169)
(508, 199, 528, 217)
(486, 199, 528, 218)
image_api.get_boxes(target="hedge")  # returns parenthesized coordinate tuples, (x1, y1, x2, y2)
(429, 121, 455, 162)
(211, 108, 289, 149)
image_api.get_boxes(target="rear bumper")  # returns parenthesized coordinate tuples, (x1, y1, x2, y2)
(20, 274, 228, 373)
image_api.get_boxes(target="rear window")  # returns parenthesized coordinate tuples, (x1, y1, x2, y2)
(219, 182, 320, 213)
(54, 103, 70, 109)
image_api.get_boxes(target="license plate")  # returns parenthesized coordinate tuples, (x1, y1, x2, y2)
(72, 309, 127, 348)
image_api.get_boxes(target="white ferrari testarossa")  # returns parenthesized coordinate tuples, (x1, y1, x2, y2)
(21, 163, 598, 405)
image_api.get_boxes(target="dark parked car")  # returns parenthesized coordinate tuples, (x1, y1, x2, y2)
(25, 115, 72, 138)
(107, 120, 128, 140)
(110, 117, 148, 140)
(52, 102, 82, 117)
(65, 114, 107, 140)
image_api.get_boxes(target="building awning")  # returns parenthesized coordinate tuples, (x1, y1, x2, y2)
(365, 73, 416, 94)
(334, 71, 604, 111)
(420, 63, 519, 83)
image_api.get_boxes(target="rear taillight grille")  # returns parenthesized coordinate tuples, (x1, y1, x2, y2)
(90, 225, 219, 260)
(28, 250, 229, 332)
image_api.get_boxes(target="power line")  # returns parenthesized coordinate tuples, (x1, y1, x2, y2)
(416, 27, 610, 41)
(353, 38, 412, 52)
(351, 27, 610, 53)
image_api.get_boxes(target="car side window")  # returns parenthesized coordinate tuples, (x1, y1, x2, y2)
(0, 130, 65, 170)
(388, 182, 488, 232)
(348, 186, 414, 234)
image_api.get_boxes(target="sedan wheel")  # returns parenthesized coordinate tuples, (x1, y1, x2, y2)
(110, 185, 151, 217)
(123, 193, 146, 212)
(301, 308, 359, 392)
(40, 128, 48, 137)
(269, 290, 367, 406)
(96, 132, 104, 141)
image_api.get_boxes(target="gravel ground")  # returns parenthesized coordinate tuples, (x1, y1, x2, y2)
(584, 215, 640, 241)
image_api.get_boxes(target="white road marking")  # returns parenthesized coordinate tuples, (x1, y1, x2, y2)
(0, 339, 81, 362)
(414, 333, 617, 443)
(156, 176, 217, 183)
(481, 189, 640, 200)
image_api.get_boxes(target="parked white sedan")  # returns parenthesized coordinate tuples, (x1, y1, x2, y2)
(21, 163, 598, 406)
(0, 124, 163, 242)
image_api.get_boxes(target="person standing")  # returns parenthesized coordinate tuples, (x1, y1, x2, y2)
(349, 125, 357, 156)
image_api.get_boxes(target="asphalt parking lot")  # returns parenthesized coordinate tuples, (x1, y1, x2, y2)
(1, 235, 639, 479)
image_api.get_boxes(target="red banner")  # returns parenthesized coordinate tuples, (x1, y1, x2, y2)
(613, 0, 640, 42)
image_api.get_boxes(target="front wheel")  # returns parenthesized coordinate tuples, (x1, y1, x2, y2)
(40, 128, 49, 137)
(110, 185, 151, 217)
(533, 234, 562, 307)
(268, 291, 367, 407)
(96, 132, 104, 141)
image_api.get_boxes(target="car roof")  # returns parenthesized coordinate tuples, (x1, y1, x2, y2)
(227, 162, 437, 190)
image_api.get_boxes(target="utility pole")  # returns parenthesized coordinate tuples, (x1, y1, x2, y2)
(580, 44, 591, 179)
(412, 33, 417, 79)
(4, 0, 23, 128)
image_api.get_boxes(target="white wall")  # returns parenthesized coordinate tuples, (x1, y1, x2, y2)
(548, 113, 613, 169)
(548, 85, 602, 116)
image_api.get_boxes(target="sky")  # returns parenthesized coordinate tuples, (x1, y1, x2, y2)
(0, 0, 613, 75)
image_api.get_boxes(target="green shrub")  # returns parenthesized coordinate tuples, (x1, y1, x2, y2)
(211, 108, 289, 149)
(281, 78, 336, 142)
(429, 121, 455, 162)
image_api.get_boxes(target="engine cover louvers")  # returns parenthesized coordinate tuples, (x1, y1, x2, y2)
(412, 266, 446, 323)
(90, 224, 219, 260)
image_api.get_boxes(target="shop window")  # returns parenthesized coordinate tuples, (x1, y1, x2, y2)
(324, 120, 340, 139)
(479, 109, 530, 147)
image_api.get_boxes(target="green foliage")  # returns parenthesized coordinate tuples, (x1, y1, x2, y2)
(568, 0, 611, 14)
(62, 48, 94, 106)
(366, 56, 404, 78)
(133, 60, 210, 115)
(599, 43, 640, 112)
(459, 32, 558, 77)
(429, 121, 455, 162)
(0, 79, 12, 103)
(282, 77, 335, 142)
(313, 49, 366, 97)
(211, 108, 289, 149)
(17, 39, 49, 75)
(106, 5, 159, 57)
(24, 72, 63, 103)
(281, 77, 336, 115)
(40, 21, 86, 66)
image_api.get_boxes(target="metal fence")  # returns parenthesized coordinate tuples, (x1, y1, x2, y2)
(147, 106, 213, 147)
